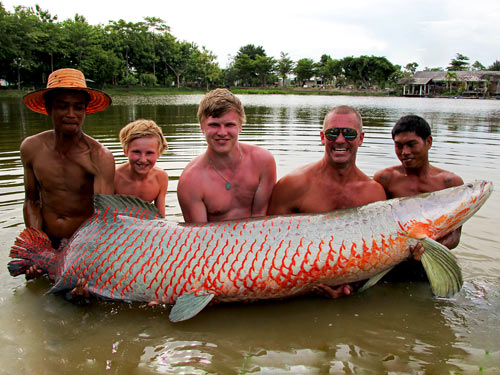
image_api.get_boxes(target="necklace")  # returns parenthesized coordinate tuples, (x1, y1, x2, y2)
(207, 147, 242, 190)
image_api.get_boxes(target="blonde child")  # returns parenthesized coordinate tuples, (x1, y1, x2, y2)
(115, 119, 169, 216)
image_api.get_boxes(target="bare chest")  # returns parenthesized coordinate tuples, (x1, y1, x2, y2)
(203, 171, 260, 219)
(32, 149, 95, 193)
(117, 178, 160, 203)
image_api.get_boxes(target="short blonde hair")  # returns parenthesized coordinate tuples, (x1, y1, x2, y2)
(197, 88, 246, 124)
(323, 105, 363, 131)
(119, 119, 168, 154)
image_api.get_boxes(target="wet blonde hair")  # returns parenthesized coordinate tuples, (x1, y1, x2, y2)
(197, 88, 246, 124)
(119, 119, 168, 154)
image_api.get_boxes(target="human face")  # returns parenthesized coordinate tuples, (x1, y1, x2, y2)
(47, 91, 87, 135)
(320, 112, 364, 165)
(125, 136, 160, 176)
(394, 131, 431, 170)
(200, 110, 242, 155)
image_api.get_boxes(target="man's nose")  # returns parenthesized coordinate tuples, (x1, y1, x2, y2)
(217, 125, 228, 135)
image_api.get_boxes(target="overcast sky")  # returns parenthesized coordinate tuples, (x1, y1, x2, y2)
(4, 0, 500, 70)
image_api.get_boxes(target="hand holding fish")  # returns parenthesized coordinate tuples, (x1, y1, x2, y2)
(25, 265, 44, 280)
(71, 278, 90, 299)
(313, 284, 354, 299)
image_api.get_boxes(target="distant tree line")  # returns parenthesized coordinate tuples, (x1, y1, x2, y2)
(1, 4, 499, 91)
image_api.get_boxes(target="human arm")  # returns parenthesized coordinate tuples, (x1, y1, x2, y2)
(251, 151, 277, 217)
(177, 169, 208, 223)
(154, 170, 169, 217)
(21, 139, 45, 279)
(93, 147, 115, 195)
(266, 174, 303, 215)
(21, 139, 43, 231)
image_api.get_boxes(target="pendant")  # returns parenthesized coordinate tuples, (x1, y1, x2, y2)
(225, 182, 231, 190)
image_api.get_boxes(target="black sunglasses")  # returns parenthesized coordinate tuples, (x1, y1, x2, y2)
(324, 127, 358, 141)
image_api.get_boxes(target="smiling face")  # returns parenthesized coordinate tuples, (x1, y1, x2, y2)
(320, 111, 364, 166)
(200, 110, 242, 155)
(47, 91, 87, 135)
(125, 136, 161, 176)
(394, 131, 432, 170)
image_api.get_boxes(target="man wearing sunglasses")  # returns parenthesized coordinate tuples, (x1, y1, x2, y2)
(373, 115, 463, 277)
(268, 105, 385, 215)
(267, 105, 386, 297)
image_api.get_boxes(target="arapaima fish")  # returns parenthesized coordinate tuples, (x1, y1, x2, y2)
(8, 181, 493, 322)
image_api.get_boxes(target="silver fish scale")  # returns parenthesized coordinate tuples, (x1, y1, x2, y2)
(47, 181, 493, 305)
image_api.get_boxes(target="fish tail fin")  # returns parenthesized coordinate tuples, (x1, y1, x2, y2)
(8, 228, 56, 277)
(419, 237, 463, 297)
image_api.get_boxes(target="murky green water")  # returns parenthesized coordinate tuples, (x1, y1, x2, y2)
(1, 94, 499, 374)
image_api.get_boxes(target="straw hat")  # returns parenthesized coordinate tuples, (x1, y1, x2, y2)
(23, 68, 112, 115)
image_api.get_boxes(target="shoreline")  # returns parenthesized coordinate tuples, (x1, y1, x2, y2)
(0, 87, 497, 100)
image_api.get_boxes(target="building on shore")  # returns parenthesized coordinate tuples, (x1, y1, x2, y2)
(399, 71, 500, 97)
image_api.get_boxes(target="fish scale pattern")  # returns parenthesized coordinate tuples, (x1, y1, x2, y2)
(50, 200, 411, 303)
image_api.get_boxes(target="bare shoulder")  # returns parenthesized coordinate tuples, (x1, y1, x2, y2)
(242, 143, 275, 164)
(357, 171, 387, 202)
(178, 155, 205, 193)
(152, 166, 169, 183)
(373, 165, 403, 185)
(274, 163, 315, 196)
(20, 131, 51, 156)
(432, 166, 463, 188)
(83, 134, 112, 157)
(179, 155, 203, 180)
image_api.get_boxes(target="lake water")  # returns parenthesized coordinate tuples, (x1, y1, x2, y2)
(0, 94, 499, 374)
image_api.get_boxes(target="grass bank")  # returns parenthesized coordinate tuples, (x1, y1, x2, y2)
(0, 86, 400, 98)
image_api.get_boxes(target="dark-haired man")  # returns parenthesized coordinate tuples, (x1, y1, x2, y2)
(21, 68, 115, 279)
(374, 115, 463, 253)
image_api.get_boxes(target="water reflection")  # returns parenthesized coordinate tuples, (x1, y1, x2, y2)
(0, 95, 499, 373)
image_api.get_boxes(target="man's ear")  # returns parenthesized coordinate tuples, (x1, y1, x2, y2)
(358, 132, 365, 145)
(426, 135, 433, 149)
(320, 131, 325, 145)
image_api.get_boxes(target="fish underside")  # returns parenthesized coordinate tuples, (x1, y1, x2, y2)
(8, 181, 494, 322)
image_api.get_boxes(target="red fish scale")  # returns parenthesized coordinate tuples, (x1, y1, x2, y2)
(46, 181, 494, 304)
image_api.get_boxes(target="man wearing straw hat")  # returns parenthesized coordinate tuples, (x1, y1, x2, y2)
(21, 68, 115, 278)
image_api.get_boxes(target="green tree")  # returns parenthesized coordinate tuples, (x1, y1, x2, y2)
(447, 53, 470, 71)
(294, 58, 315, 86)
(488, 60, 500, 71)
(2, 5, 45, 88)
(236, 44, 266, 59)
(404, 62, 418, 74)
(276, 52, 294, 87)
(471, 60, 485, 71)
(232, 44, 267, 86)
(316, 54, 332, 86)
(144, 16, 169, 78)
(445, 71, 458, 92)
(254, 55, 275, 86)
(233, 53, 255, 86)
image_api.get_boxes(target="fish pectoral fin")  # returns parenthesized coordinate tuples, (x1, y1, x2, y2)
(419, 237, 463, 297)
(357, 267, 394, 293)
(169, 290, 216, 323)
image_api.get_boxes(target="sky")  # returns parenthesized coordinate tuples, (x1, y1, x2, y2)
(3, 0, 500, 70)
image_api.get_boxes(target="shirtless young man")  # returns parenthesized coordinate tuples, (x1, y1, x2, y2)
(374, 115, 463, 264)
(177, 88, 276, 223)
(115, 119, 169, 216)
(267, 105, 386, 297)
(21, 68, 115, 279)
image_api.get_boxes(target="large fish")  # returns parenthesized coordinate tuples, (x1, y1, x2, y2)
(8, 181, 493, 322)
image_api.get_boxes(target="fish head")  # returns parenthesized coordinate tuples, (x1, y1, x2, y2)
(394, 180, 494, 240)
